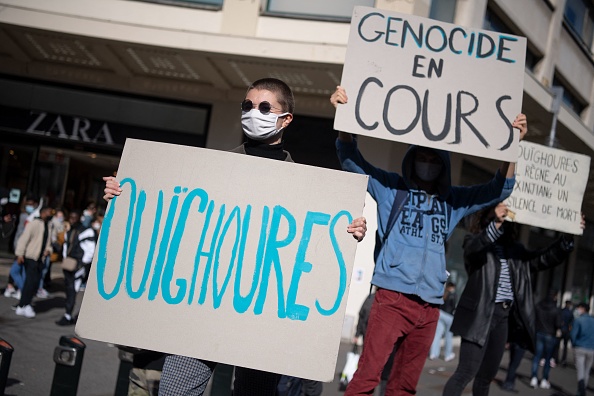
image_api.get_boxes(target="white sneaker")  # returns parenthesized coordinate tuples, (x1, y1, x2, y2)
(3, 287, 15, 297)
(445, 353, 456, 362)
(540, 379, 551, 389)
(36, 288, 49, 298)
(12, 290, 21, 300)
(530, 377, 538, 388)
(15, 305, 36, 318)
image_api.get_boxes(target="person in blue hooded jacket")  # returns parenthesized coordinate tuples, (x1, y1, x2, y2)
(331, 86, 527, 396)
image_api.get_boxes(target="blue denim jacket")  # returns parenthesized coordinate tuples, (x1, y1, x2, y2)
(571, 314, 594, 350)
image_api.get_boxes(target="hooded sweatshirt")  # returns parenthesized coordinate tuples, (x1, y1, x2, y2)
(336, 138, 515, 304)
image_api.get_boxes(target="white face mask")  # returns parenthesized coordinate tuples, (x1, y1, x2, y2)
(25, 205, 35, 214)
(415, 160, 442, 182)
(241, 110, 288, 141)
(92, 222, 101, 231)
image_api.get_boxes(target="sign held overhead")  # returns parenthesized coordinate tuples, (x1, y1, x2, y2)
(335, 7, 527, 162)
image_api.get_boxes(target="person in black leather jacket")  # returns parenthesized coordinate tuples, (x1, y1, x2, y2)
(442, 202, 582, 396)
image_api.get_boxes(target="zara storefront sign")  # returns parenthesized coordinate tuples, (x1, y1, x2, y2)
(26, 111, 115, 145)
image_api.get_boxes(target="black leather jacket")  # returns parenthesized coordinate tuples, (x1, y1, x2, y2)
(451, 226, 573, 351)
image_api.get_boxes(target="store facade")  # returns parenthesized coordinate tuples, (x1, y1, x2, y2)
(0, 76, 209, 250)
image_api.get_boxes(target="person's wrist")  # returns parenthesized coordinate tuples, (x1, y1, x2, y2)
(560, 234, 574, 251)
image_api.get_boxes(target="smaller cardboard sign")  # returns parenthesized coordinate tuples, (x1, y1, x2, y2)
(505, 141, 590, 235)
(335, 7, 527, 162)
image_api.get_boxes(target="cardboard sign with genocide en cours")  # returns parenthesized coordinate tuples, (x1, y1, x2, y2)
(335, 6, 527, 162)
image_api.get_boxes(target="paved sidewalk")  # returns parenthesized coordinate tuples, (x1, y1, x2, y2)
(0, 256, 590, 395)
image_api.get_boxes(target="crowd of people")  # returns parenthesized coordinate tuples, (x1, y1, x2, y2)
(1, 77, 592, 396)
(2, 197, 103, 325)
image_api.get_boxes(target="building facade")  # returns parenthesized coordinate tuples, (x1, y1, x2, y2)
(0, 0, 593, 336)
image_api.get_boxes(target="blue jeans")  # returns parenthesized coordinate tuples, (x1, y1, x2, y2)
(430, 310, 454, 359)
(39, 255, 50, 289)
(531, 332, 557, 380)
(9, 260, 25, 289)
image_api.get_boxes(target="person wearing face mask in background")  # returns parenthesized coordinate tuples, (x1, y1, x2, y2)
(3, 196, 40, 300)
(14, 205, 53, 318)
(331, 86, 526, 396)
(103, 78, 368, 396)
(12, 196, 39, 252)
(81, 200, 97, 228)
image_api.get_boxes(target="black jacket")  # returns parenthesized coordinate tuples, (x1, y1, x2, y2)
(451, 226, 573, 351)
(535, 298, 562, 336)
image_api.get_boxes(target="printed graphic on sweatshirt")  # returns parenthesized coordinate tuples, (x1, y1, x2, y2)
(398, 191, 447, 246)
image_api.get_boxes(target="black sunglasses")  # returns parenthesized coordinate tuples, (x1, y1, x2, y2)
(241, 99, 282, 114)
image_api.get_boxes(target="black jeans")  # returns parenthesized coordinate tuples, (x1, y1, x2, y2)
(63, 269, 76, 316)
(503, 342, 526, 387)
(443, 303, 510, 396)
(554, 333, 571, 363)
(19, 258, 43, 307)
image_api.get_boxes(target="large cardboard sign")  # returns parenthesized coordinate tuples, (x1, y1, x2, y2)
(76, 139, 368, 381)
(335, 7, 527, 162)
(505, 141, 590, 235)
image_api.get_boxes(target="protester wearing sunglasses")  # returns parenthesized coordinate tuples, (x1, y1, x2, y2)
(240, 87, 293, 145)
(103, 78, 368, 396)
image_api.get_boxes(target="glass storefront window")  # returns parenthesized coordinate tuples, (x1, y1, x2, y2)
(265, 0, 375, 22)
(0, 144, 36, 252)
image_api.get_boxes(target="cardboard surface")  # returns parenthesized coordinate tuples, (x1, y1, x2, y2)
(76, 139, 368, 381)
(335, 7, 527, 162)
(505, 141, 590, 235)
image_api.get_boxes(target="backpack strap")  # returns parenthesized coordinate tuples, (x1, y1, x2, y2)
(383, 189, 408, 242)
(374, 183, 409, 263)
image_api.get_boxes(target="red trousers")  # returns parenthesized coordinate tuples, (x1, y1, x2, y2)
(345, 289, 439, 396)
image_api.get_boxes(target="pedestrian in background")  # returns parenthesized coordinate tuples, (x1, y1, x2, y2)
(14, 205, 53, 318)
(81, 200, 97, 228)
(4, 195, 39, 299)
(55, 210, 96, 326)
(529, 291, 562, 389)
(430, 282, 457, 362)
(571, 302, 594, 396)
(555, 300, 574, 367)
